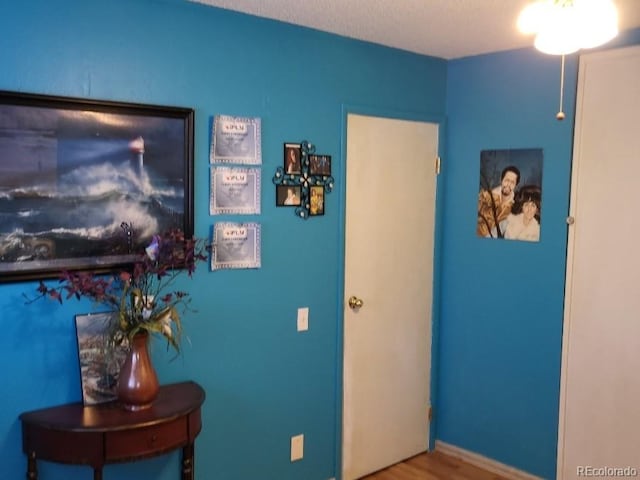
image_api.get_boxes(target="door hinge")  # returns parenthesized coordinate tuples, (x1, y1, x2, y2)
(435, 156, 441, 175)
(428, 406, 434, 422)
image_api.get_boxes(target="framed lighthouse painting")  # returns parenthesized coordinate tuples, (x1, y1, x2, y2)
(0, 90, 194, 282)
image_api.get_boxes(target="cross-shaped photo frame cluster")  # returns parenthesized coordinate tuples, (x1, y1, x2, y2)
(272, 140, 334, 219)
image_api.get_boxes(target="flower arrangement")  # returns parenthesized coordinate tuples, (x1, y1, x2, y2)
(30, 229, 208, 354)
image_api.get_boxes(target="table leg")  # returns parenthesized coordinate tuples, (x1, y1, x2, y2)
(182, 443, 194, 480)
(27, 451, 37, 480)
(93, 467, 103, 480)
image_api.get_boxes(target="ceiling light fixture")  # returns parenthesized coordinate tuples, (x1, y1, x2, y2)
(517, 0, 619, 119)
(518, 0, 618, 55)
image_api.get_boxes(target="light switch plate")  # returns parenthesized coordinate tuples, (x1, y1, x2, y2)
(291, 434, 304, 461)
(297, 307, 309, 331)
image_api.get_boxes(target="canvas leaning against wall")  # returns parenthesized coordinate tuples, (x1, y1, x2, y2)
(477, 148, 543, 242)
(75, 312, 127, 405)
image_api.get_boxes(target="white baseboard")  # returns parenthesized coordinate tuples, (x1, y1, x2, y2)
(435, 440, 544, 480)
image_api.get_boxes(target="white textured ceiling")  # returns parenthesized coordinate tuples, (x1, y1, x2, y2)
(187, 0, 640, 59)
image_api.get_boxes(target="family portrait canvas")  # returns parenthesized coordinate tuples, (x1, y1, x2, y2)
(477, 148, 543, 242)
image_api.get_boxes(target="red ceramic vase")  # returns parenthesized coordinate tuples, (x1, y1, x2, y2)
(117, 331, 159, 411)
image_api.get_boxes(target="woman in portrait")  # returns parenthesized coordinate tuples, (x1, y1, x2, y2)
(285, 147, 300, 174)
(494, 185, 541, 242)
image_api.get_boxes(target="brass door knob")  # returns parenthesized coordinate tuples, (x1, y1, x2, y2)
(348, 296, 364, 309)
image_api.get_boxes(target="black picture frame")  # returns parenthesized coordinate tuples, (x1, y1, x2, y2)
(0, 90, 194, 282)
(309, 154, 331, 176)
(283, 143, 302, 175)
(276, 185, 302, 206)
(309, 186, 325, 216)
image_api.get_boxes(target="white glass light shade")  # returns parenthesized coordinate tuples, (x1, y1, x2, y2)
(534, 2, 582, 54)
(574, 0, 618, 49)
(535, 29, 581, 55)
(518, 0, 619, 55)
(517, 2, 549, 34)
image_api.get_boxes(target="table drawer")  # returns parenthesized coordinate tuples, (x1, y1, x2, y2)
(105, 418, 188, 461)
(23, 426, 103, 465)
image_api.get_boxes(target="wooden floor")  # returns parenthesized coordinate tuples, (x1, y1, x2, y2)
(360, 450, 510, 480)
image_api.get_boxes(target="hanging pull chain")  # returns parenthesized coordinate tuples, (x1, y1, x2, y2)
(557, 54, 566, 121)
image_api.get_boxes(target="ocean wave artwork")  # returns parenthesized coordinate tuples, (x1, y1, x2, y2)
(0, 108, 189, 272)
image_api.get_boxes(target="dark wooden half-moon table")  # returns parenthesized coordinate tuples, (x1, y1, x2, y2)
(20, 381, 205, 480)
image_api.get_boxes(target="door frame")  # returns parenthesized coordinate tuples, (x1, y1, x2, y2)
(334, 104, 446, 479)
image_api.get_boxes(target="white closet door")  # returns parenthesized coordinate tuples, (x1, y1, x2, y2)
(558, 45, 640, 479)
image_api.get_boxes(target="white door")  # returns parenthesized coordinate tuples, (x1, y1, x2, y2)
(342, 113, 438, 479)
(558, 45, 640, 479)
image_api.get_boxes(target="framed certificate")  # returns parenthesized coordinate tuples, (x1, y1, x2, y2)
(212, 222, 261, 270)
(210, 167, 261, 215)
(210, 115, 261, 165)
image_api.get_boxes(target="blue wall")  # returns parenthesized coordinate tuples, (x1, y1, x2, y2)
(0, 1, 446, 479)
(439, 29, 640, 480)
(2, 0, 638, 478)
(439, 48, 577, 479)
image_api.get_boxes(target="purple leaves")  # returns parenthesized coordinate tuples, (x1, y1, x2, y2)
(26, 229, 209, 355)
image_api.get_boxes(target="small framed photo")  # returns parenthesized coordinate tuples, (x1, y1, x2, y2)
(309, 154, 331, 176)
(276, 185, 301, 206)
(284, 143, 302, 174)
(309, 186, 325, 216)
(75, 312, 128, 405)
